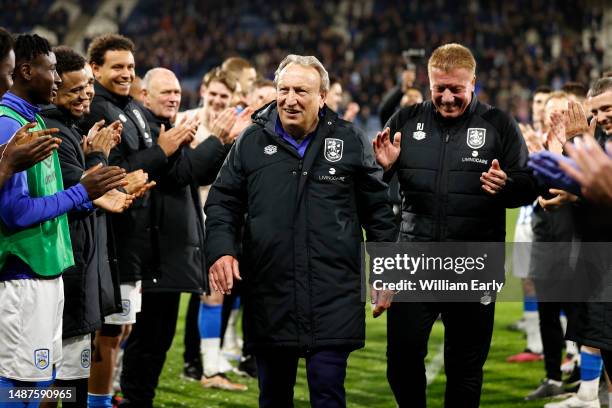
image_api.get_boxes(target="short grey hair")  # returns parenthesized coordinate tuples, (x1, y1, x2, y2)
(588, 77, 612, 98)
(142, 67, 177, 91)
(274, 54, 330, 93)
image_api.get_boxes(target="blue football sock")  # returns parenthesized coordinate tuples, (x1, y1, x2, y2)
(523, 295, 537, 313)
(199, 303, 222, 339)
(581, 350, 603, 381)
(87, 393, 113, 408)
(0, 376, 54, 408)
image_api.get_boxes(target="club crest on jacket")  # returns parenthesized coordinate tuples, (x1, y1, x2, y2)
(324, 138, 343, 162)
(34, 348, 50, 370)
(467, 128, 486, 149)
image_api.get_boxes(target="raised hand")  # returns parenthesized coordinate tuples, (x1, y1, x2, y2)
(547, 111, 566, 154)
(157, 121, 196, 157)
(93, 189, 135, 213)
(87, 121, 122, 158)
(519, 123, 544, 154)
(564, 100, 590, 139)
(210, 108, 238, 144)
(372, 127, 401, 171)
(1, 123, 61, 173)
(227, 107, 254, 143)
(124, 169, 156, 198)
(481, 159, 507, 195)
(80, 164, 127, 200)
(82, 119, 105, 155)
(561, 135, 612, 205)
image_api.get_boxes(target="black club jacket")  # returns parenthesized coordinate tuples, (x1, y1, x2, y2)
(140, 108, 227, 294)
(82, 83, 227, 292)
(385, 97, 538, 243)
(81, 81, 163, 285)
(41, 104, 121, 337)
(205, 103, 397, 352)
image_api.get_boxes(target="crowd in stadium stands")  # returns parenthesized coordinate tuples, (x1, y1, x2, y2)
(115, 0, 605, 126)
(1, 0, 605, 130)
(2, 2, 612, 408)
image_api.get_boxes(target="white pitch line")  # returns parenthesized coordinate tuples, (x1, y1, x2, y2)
(426, 342, 445, 385)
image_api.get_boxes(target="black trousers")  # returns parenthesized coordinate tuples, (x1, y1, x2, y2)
(387, 302, 495, 408)
(533, 279, 577, 381)
(536, 301, 576, 381)
(255, 348, 350, 408)
(120, 292, 181, 407)
(601, 349, 612, 379)
(183, 293, 201, 364)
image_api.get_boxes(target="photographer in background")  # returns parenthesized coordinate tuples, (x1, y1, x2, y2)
(379, 49, 425, 126)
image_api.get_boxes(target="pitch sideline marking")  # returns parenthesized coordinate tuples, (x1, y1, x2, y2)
(426, 342, 444, 385)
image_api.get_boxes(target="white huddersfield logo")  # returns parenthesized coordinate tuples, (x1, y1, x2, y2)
(324, 138, 343, 162)
(466, 128, 486, 149)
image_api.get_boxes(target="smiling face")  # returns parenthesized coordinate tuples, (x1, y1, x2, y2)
(429, 67, 474, 119)
(27, 51, 61, 105)
(276, 63, 326, 138)
(55, 68, 89, 118)
(92, 49, 135, 96)
(82, 63, 95, 114)
(589, 90, 612, 135)
(0, 49, 14, 97)
(143, 70, 181, 119)
(203, 80, 232, 114)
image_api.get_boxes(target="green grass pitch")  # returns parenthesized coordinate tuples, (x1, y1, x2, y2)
(151, 209, 558, 407)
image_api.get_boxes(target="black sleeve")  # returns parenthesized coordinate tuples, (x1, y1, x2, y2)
(56, 131, 91, 218)
(379, 85, 403, 127)
(157, 137, 228, 189)
(84, 100, 168, 174)
(488, 110, 540, 207)
(85, 152, 108, 169)
(204, 136, 248, 266)
(57, 133, 85, 189)
(80, 100, 108, 134)
(355, 128, 398, 242)
(381, 106, 409, 183)
(108, 142, 167, 175)
(186, 136, 228, 186)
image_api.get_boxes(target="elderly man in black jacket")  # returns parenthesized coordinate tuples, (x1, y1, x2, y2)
(205, 54, 396, 408)
(373, 43, 539, 408)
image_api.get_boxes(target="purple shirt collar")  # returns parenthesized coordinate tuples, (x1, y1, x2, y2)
(0, 91, 40, 122)
(274, 110, 324, 158)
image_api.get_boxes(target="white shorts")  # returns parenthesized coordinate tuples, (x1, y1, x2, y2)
(0, 277, 64, 381)
(512, 223, 533, 278)
(56, 334, 91, 380)
(104, 281, 142, 325)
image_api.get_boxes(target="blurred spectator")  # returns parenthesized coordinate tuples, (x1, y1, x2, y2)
(3, 0, 604, 128)
(118, 0, 604, 126)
